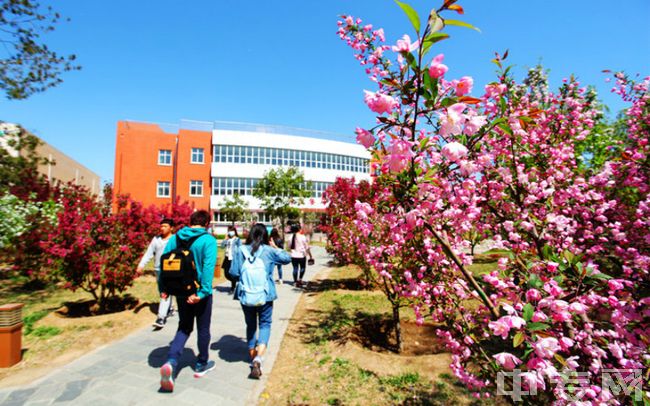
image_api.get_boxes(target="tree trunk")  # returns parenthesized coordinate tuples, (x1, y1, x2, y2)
(392, 304, 402, 353)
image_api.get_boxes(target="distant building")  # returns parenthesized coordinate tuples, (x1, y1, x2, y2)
(0, 122, 101, 194)
(114, 120, 371, 230)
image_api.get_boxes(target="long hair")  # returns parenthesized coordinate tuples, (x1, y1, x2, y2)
(290, 223, 301, 250)
(246, 223, 269, 255)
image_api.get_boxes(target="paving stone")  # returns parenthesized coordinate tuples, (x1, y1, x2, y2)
(23, 400, 52, 406)
(54, 379, 90, 402)
(3, 388, 37, 406)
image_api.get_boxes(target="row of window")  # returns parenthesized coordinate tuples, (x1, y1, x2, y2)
(212, 145, 369, 173)
(213, 212, 274, 223)
(211, 177, 332, 198)
(156, 178, 333, 199)
(158, 148, 205, 166)
(157, 180, 204, 197)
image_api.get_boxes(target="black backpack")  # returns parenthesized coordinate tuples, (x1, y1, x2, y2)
(160, 235, 202, 296)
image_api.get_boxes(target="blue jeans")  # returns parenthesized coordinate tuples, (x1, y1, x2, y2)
(241, 301, 273, 350)
(276, 263, 283, 280)
(167, 294, 212, 366)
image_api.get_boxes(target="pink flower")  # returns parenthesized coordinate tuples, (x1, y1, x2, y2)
(441, 142, 468, 162)
(391, 34, 419, 53)
(608, 342, 623, 359)
(463, 113, 487, 136)
(438, 103, 466, 136)
(488, 318, 511, 339)
(386, 139, 414, 173)
(534, 337, 560, 359)
(429, 54, 448, 78)
(608, 279, 624, 291)
(493, 352, 522, 370)
(532, 311, 548, 322)
(355, 127, 375, 148)
(363, 90, 398, 115)
(453, 76, 473, 96)
(521, 372, 546, 391)
(526, 289, 542, 302)
(569, 302, 587, 314)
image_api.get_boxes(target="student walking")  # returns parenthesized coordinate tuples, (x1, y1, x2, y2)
(269, 228, 285, 284)
(137, 218, 175, 328)
(221, 225, 240, 294)
(289, 223, 313, 288)
(159, 210, 217, 392)
(229, 223, 291, 379)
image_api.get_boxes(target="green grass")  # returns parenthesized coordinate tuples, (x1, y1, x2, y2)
(30, 326, 62, 338)
(23, 309, 50, 335)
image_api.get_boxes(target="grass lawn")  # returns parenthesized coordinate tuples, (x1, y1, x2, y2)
(261, 263, 503, 405)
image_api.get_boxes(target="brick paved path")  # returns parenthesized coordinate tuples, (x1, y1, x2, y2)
(0, 246, 329, 406)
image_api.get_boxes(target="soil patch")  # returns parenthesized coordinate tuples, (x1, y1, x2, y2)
(55, 294, 140, 317)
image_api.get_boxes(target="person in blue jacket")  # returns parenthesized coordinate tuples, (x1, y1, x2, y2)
(229, 223, 291, 379)
(159, 210, 217, 392)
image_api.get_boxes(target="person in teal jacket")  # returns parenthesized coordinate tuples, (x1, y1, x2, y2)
(159, 210, 217, 392)
(229, 223, 291, 379)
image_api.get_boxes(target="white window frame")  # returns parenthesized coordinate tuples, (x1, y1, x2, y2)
(158, 150, 172, 166)
(157, 181, 171, 197)
(191, 147, 204, 164)
(189, 180, 203, 197)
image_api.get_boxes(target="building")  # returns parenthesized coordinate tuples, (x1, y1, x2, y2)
(114, 120, 371, 230)
(0, 122, 101, 194)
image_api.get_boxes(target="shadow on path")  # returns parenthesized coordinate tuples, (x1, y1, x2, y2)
(210, 335, 249, 364)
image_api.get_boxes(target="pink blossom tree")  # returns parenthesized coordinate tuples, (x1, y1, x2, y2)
(334, 1, 649, 403)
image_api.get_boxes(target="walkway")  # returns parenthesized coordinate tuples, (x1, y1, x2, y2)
(0, 246, 329, 406)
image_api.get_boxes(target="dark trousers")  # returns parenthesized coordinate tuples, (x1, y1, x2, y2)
(291, 257, 306, 282)
(167, 294, 212, 366)
(223, 258, 236, 290)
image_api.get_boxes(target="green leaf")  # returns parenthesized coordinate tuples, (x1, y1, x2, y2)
(394, 0, 420, 34)
(421, 32, 449, 56)
(527, 322, 550, 331)
(522, 303, 534, 322)
(589, 271, 612, 280)
(444, 19, 481, 33)
(513, 332, 525, 348)
(497, 123, 513, 135)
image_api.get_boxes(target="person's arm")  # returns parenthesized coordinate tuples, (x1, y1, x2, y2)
(303, 235, 313, 260)
(136, 238, 156, 272)
(228, 244, 243, 280)
(272, 245, 292, 265)
(220, 237, 228, 248)
(193, 236, 217, 301)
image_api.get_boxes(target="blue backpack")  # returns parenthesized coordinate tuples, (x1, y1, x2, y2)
(239, 245, 269, 306)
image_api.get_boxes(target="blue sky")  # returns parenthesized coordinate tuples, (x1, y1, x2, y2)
(2, 0, 649, 183)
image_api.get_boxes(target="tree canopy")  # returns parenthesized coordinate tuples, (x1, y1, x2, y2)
(1, 0, 80, 99)
(253, 167, 311, 236)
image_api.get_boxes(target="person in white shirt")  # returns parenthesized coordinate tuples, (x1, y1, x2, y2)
(289, 223, 313, 288)
(137, 218, 175, 328)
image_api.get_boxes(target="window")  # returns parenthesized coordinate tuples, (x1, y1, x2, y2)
(190, 180, 203, 197)
(158, 150, 172, 166)
(191, 148, 204, 164)
(157, 181, 171, 197)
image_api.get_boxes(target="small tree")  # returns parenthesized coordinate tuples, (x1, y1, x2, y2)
(43, 184, 155, 311)
(0, 0, 81, 99)
(253, 167, 311, 238)
(218, 193, 249, 225)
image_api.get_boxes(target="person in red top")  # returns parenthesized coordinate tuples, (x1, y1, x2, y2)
(289, 223, 313, 287)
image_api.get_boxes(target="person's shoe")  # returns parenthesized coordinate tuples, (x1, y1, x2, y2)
(249, 359, 262, 379)
(279, 279, 283, 285)
(160, 363, 174, 392)
(167, 308, 175, 318)
(153, 318, 165, 328)
(193, 360, 216, 378)
(296, 280, 303, 288)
